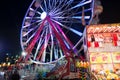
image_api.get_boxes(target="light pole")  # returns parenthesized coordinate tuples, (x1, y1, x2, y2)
(22, 51, 27, 58)
(21, 51, 27, 76)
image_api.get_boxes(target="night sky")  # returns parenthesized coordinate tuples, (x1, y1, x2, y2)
(0, 0, 120, 57)
(0, 0, 32, 54)
(99, 0, 120, 24)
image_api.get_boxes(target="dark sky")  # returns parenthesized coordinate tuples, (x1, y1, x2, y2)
(0, 0, 120, 55)
(0, 0, 33, 54)
(99, 0, 120, 23)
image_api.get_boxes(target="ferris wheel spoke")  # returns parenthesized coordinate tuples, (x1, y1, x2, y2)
(23, 20, 41, 28)
(60, 0, 73, 11)
(72, 16, 90, 19)
(23, 22, 42, 37)
(50, 8, 65, 18)
(47, 17, 70, 56)
(34, 30, 46, 60)
(53, 8, 92, 21)
(59, 49, 64, 57)
(54, 22, 75, 49)
(54, 0, 61, 9)
(54, 47, 59, 60)
(52, 0, 58, 9)
(53, 45, 63, 60)
(73, 36, 83, 50)
(50, 47, 53, 62)
(51, 0, 57, 10)
(43, 0, 48, 12)
(36, 35, 50, 62)
(41, 34, 51, 62)
(34, 39, 44, 60)
(50, 4, 63, 16)
(41, 51, 46, 62)
(25, 32, 36, 44)
(66, 0, 74, 5)
(49, 8, 60, 16)
(25, 19, 46, 53)
(53, 16, 90, 20)
(29, 8, 35, 12)
(50, 1, 62, 13)
(39, 4, 45, 12)
(52, 19, 83, 36)
(52, 8, 92, 22)
(30, 8, 42, 15)
(71, 0, 92, 9)
(49, 26, 54, 62)
(67, 8, 92, 18)
(65, 27, 83, 36)
(63, 40, 71, 49)
(36, 43, 45, 61)
(22, 28, 35, 37)
(25, 16, 41, 20)
(48, 0, 52, 10)
(56, 0, 91, 13)
(23, 24, 30, 29)
(25, 31, 45, 48)
(51, 10, 63, 17)
(40, 27, 52, 62)
(56, 0, 64, 9)
(73, 8, 92, 16)
(59, 21, 77, 23)
(80, 0, 86, 3)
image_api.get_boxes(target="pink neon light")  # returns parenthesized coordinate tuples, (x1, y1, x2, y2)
(36, 34, 50, 61)
(55, 23, 74, 48)
(54, 22, 77, 55)
(25, 18, 46, 61)
(46, 16, 69, 57)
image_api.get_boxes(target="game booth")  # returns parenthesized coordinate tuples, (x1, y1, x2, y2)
(86, 23, 120, 80)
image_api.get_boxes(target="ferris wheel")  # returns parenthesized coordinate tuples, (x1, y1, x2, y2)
(20, 0, 94, 64)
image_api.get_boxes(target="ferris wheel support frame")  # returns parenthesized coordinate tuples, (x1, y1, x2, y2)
(23, 15, 76, 63)
(18, 2, 95, 78)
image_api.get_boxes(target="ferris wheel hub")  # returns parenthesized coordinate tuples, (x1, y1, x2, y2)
(41, 12, 47, 20)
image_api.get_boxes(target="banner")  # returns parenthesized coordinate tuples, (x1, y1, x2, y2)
(90, 52, 112, 63)
(112, 52, 120, 63)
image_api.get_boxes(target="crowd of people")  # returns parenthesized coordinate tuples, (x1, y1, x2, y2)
(0, 63, 36, 80)
(0, 69, 20, 80)
(92, 68, 120, 80)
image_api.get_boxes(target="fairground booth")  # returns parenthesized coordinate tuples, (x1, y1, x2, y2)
(87, 23, 120, 79)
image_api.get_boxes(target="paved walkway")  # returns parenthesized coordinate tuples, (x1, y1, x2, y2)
(19, 69, 36, 80)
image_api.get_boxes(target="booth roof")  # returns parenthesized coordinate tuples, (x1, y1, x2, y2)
(87, 23, 120, 34)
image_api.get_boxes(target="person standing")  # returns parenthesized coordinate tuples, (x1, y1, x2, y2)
(11, 70, 20, 80)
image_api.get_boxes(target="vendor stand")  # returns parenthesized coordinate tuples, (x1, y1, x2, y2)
(86, 23, 120, 80)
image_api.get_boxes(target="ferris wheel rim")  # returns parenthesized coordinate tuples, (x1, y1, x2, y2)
(20, 0, 94, 64)
(29, 55, 65, 65)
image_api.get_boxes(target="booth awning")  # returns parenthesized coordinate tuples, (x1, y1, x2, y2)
(87, 23, 120, 34)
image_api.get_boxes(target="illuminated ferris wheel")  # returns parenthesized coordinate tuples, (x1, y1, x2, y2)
(20, 0, 94, 64)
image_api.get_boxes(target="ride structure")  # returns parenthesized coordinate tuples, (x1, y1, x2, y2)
(18, 0, 103, 79)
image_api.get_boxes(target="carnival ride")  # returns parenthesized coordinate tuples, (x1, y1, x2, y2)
(18, 0, 103, 79)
